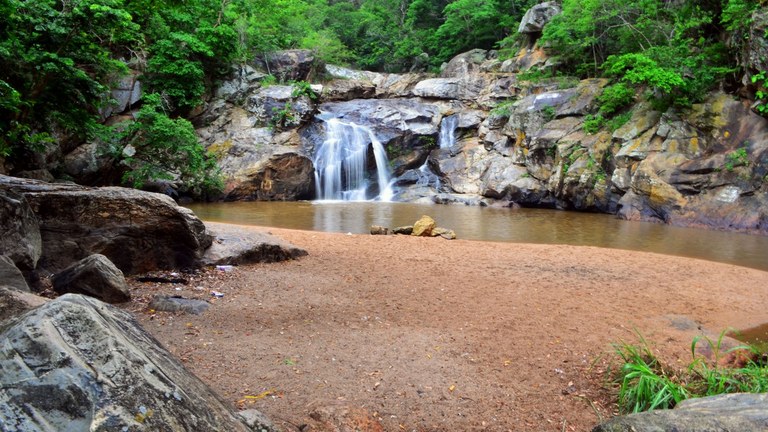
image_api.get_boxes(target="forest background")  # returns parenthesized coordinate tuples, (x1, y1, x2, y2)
(1, 0, 765, 193)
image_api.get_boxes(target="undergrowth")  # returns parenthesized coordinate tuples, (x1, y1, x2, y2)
(613, 330, 768, 414)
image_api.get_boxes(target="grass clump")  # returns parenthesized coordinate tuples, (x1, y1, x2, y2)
(613, 330, 768, 414)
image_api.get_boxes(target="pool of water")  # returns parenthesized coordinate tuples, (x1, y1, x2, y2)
(186, 201, 768, 272)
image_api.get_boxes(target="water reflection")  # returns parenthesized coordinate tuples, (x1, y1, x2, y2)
(186, 201, 768, 272)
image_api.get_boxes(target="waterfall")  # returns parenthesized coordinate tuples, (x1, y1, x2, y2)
(313, 118, 393, 201)
(438, 114, 458, 149)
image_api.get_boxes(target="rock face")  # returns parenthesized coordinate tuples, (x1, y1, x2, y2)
(200, 20, 768, 235)
(0, 175, 211, 275)
(0, 188, 41, 271)
(255, 49, 318, 82)
(197, 82, 317, 201)
(0, 294, 273, 432)
(52, 254, 130, 303)
(593, 393, 768, 432)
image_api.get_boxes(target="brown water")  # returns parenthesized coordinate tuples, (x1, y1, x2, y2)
(730, 323, 768, 351)
(186, 201, 768, 272)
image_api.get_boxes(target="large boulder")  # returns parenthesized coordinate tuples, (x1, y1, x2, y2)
(0, 286, 47, 323)
(616, 92, 768, 234)
(317, 98, 441, 148)
(61, 140, 120, 185)
(518, 2, 561, 34)
(593, 393, 768, 432)
(203, 221, 308, 265)
(0, 294, 274, 431)
(245, 85, 316, 129)
(0, 188, 41, 271)
(0, 175, 212, 275)
(254, 49, 319, 82)
(51, 254, 130, 303)
(198, 107, 315, 201)
(321, 79, 376, 101)
(0, 255, 30, 292)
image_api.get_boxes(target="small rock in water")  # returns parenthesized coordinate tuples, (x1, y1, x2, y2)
(412, 215, 437, 237)
(392, 226, 413, 235)
(433, 227, 456, 240)
(370, 225, 389, 235)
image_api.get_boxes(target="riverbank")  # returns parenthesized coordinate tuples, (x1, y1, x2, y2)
(124, 224, 768, 431)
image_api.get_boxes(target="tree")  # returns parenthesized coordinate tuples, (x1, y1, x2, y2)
(0, 0, 137, 161)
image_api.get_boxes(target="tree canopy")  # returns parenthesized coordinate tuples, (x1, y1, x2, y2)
(0, 0, 765, 192)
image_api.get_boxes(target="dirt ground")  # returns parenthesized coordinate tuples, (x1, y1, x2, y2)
(123, 224, 768, 432)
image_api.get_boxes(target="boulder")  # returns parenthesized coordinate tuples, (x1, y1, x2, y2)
(202, 221, 308, 265)
(593, 393, 768, 432)
(52, 254, 130, 303)
(432, 227, 456, 239)
(224, 152, 316, 201)
(245, 85, 316, 129)
(441, 49, 492, 78)
(0, 187, 41, 271)
(392, 226, 413, 235)
(745, 10, 768, 74)
(0, 286, 47, 323)
(149, 296, 210, 315)
(370, 225, 389, 235)
(518, 2, 562, 34)
(214, 64, 266, 105)
(105, 72, 142, 117)
(371, 72, 427, 98)
(62, 141, 119, 185)
(0, 255, 30, 292)
(199, 108, 315, 201)
(318, 99, 441, 147)
(0, 175, 211, 275)
(0, 294, 274, 431)
(255, 49, 319, 82)
(321, 79, 376, 101)
(412, 215, 437, 236)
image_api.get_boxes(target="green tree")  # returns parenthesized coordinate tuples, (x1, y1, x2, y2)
(119, 93, 221, 194)
(0, 0, 137, 161)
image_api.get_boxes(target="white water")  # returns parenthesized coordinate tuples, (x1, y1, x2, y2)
(438, 115, 458, 149)
(313, 118, 393, 201)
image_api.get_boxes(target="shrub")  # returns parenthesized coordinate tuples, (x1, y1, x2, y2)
(119, 93, 222, 195)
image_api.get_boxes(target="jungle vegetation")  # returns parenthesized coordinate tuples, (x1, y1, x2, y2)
(0, 0, 764, 192)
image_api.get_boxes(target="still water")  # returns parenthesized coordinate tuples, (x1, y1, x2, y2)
(186, 201, 768, 272)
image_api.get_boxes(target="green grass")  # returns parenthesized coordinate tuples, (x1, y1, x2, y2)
(613, 330, 768, 414)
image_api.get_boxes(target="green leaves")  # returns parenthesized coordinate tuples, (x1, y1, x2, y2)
(605, 53, 685, 94)
(121, 93, 222, 195)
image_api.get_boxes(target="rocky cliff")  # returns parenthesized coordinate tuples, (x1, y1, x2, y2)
(193, 41, 767, 235)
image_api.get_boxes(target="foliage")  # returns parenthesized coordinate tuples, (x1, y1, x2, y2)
(0, 0, 136, 162)
(542, 0, 748, 108)
(583, 83, 635, 134)
(291, 81, 318, 101)
(614, 330, 768, 414)
(597, 83, 636, 116)
(269, 102, 300, 129)
(490, 100, 516, 117)
(724, 146, 750, 172)
(120, 93, 221, 195)
(751, 71, 768, 116)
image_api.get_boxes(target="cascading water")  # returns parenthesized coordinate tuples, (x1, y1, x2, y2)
(438, 114, 458, 149)
(411, 114, 459, 189)
(313, 117, 393, 201)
